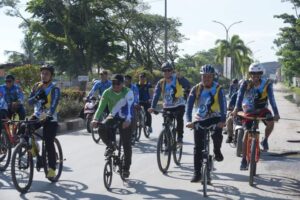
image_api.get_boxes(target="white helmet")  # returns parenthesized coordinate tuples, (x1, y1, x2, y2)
(249, 63, 263, 73)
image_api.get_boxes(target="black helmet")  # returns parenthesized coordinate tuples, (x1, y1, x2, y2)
(161, 62, 174, 71)
(200, 64, 215, 74)
(111, 74, 124, 83)
(5, 74, 15, 81)
(40, 64, 55, 75)
(233, 78, 238, 84)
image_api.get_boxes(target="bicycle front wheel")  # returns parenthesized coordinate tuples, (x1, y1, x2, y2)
(103, 159, 113, 190)
(157, 130, 171, 174)
(202, 163, 208, 197)
(173, 135, 182, 166)
(92, 127, 101, 143)
(43, 138, 63, 182)
(0, 131, 11, 171)
(236, 129, 244, 157)
(11, 142, 34, 194)
(249, 138, 257, 186)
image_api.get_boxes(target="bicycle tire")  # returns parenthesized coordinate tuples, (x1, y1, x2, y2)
(0, 131, 11, 171)
(43, 138, 63, 182)
(11, 142, 34, 194)
(86, 116, 92, 133)
(103, 159, 113, 190)
(92, 127, 101, 143)
(202, 164, 208, 197)
(236, 129, 244, 157)
(172, 131, 182, 166)
(249, 138, 256, 186)
(120, 154, 126, 181)
(135, 112, 142, 141)
(157, 130, 171, 174)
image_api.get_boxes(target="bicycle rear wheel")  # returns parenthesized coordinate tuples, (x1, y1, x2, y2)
(157, 130, 171, 174)
(0, 131, 11, 171)
(249, 138, 256, 186)
(135, 112, 142, 141)
(11, 142, 33, 194)
(43, 138, 63, 182)
(103, 159, 113, 190)
(236, 129, 244, 157)
(173, 134, 182, 166)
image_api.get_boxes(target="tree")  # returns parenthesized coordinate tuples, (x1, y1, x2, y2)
(215, 35, 252, 78)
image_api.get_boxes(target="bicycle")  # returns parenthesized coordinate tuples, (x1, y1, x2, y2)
(10, 118, 64, 193)
(154, 110, 182, 174)
(0, 114, 21, 171)
(192, 119, 217, 198)
(237, 111, 267, 186)
(103, 118, 126, 190)
(138, 101, 151, 139)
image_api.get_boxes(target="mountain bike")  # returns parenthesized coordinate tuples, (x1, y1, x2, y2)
(11, 118, 64, 193)
(237, 111, 267, 186)
(155, 110, 182, 174)
(103, 118, 126, 190)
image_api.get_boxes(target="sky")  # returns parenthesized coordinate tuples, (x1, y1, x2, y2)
(0, 0, 296, 64)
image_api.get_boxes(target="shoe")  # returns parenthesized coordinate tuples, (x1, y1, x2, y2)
(240, 158, 248, 170)
(226, 136, 233, 143)
(148, 126, 152, 133)
(190, 172, 201, 183)
(122, 169, 130, 178)
(260, 138, 269, 152)
(214, 149, 224, 162)
(47, 168, 56, 178)
(177, 137, 183, 146)
(104, 146, 114, 157)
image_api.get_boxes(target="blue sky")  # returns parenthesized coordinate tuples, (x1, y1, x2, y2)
(0, 0, 296, 64)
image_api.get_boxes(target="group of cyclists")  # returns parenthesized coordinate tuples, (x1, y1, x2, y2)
(0, 64, 60, 179)
(0, 60, 280, 189)
(88, 60, 280, 183)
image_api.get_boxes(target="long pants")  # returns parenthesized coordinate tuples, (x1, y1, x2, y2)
(43, 122, 58, 170)
(98, 117, 132, 170)
(8, 104, 26, 120)
(164, 105, 185, 139)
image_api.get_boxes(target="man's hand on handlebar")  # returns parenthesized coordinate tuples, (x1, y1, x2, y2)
(185, 122, 194, 129)
(148, 108, 154, 113)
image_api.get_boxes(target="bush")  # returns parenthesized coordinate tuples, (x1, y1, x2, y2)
(58, 98, 83, 121)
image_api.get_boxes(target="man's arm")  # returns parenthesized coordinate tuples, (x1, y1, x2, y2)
(218, 88, 227, 123)
(150, 81, 162, 109)
(267, 82, 279, 115)
(186, 86, 196, 122)
(48, 87, 60, 116)
(93, 90, 109, 120)
(88, 82, 100, 98)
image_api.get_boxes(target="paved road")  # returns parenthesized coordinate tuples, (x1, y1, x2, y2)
(1, 83, 300, 199)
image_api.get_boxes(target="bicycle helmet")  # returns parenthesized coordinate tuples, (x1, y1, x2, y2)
(248, 63, 263, 74)
(161, 62, 174, 71)
(40, 64, 55, 75)
(5, 74, 15, 81)
(200, 64, 215, 74)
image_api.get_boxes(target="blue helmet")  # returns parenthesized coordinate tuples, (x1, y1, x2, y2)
(200, 64, 215, 74)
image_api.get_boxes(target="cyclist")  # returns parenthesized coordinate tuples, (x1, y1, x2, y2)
(28, 64, 61, 178)
(0, 75, 26, 120)
(186, 64, 226, 182)
(232, 63, 280, 170)
(87, 70, 111, 99)
(124, 75, 139, 140)
(228, 78, 239, 98)
(148, 62, 190, 145)
(136, 72, 153, 133)
(92, 74, 134, 178)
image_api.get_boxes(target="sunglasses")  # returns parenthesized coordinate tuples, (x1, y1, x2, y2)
(162, 69, 172, 72)
(5, 80, 13, 83)
(249, 72, 263, 75)
(112, 81, 121, 86)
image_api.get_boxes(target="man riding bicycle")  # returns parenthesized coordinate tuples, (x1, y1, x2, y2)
(28, 64, 61, 178)
(87, 70, 112, 99)
(148, 62, 190, 145)
(92, 74, 134, 178)
(136, 72, 153, 133)
(0, 75, 26, 120)
(232, 63, 280, 170)
(186, 64, 226, 182)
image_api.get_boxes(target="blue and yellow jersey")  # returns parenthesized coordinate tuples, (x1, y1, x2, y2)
(0, 84, 24, 105)
(0, 87, 8, 110)
(186, 82, 227, 122)
(28, 82, 60, 122)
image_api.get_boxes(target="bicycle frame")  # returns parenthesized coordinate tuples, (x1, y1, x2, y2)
(245, 121, 260, 163)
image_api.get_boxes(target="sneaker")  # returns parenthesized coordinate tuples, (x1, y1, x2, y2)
(214, 149, 224, 162)
(260, 138, 269, 152)
(122, 169, 130, 178)
(177, 137, 183, 147)
(226, 136, 233, 143)
(104, 146, 114, 157)
(47, 168, 56, 178)
(190, 172, 201, 183)
(148, 126, 153, 133)
(240, 158, 248, 170)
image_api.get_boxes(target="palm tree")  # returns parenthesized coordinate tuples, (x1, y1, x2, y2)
(215, 35, 253, 79)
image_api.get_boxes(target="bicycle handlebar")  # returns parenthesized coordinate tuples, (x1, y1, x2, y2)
(237, 111, 268, 121)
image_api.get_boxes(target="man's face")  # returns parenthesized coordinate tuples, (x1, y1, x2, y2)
(162, 68, 173, 79)
(100, 73, 108, 81)
(139, 75, 146, 83)
(249, 72, 262, 85)
(5, 79, 14, 88)
(202, 74, 214, 87)
(112, 80, 123, 92)
(41, 70, 52, 83)
(124, 78, 131, 87)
